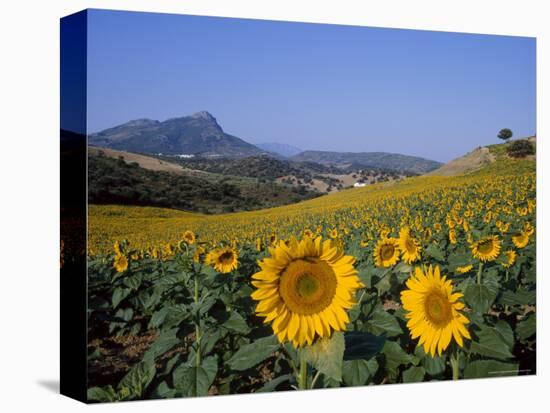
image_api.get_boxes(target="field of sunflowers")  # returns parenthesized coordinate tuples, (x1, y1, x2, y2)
(86, 158, 535, 402)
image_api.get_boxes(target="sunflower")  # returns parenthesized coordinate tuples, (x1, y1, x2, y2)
(113, 241, 122, 255)
(502, 250, 517, 268)
(251, 236, 363, 348)
(448, 229, 457, 245)
(329, 228, 339, 239)
(471, 235, 501, 262)
(269, 234, 278, 245)
(193, 246, 206, 264)
(512, 232, 529, 248)
(182, 230, 196, 245)
(113, 254, 128, 273)
(303, 229, 314, 239)
(205, 247, 239, 273)
(398, 227, 421, 264)
(255, 238, 263, 252)
(423, 227, 433, 241)
(401, 265, 471, 357)
(374, 238, 400, 267)
(456, 264, 473, 274)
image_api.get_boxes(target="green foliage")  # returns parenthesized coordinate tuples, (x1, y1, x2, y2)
(464, 283, 497, 314)
(226, 336, 280, 371)
(497, 128, 513, 141)
(302, 332, 346, 382)
(507, 140, 535, 158)
(342, 359, 379, 386)
(402, 366, 426, 383)
(463, 360, 518, 379)
(173, 356, 218, 397)
(88, 155, 320, 214)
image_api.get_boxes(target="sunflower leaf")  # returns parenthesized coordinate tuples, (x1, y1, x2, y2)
(463, 360, 519, 379)
(226, 335, 279, 371)
(87, 385, 118, 402)
(173, 356, 218, 397)
(222, 311, 251, 335)
(302, 332, 345, 382)
(256, 374, 293, 392)
(516, 312, 536, 341)
(365, 309, 402, 337)
(112, 287, 131, 309)
(470, 324, 514, 360)
(425, 244, 445, 262)
(464, 284, 496, 313)
(151, 381, 176, 399)
(381, 341, 414, 377)
(343, 331, 386, 360)
(415, 346, 446, 376)
(342, 359, 378, 386)
(402, 365, 426, 383)
(117, 358, 156, 399)
(497, 289, 536, 306)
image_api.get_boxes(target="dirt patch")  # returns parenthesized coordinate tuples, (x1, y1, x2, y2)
(428, 147, 496, 176)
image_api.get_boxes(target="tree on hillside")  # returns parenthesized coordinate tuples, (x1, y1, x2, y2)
(498, 128, 513, 142)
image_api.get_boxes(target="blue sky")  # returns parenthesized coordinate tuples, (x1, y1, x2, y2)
(87, 9, 536, 162)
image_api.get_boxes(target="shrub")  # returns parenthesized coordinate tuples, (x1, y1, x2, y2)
(507, 140, 535, 158)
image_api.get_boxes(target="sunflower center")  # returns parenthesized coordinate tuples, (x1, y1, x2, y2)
(380, 244, 395, 260)
(279, 258, 337, 315)
(218, 251, 234, 264)
(424, 290, 452, 326)
(477, 240, 494, 254)
(296, 273, 320, 297)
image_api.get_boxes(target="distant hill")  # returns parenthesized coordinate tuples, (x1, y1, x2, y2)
(427, 147, 495, 176)
(167, 154, 408, 193)
(88, 151, 321, 214)
(256, 142, 303, 158)
(172, 155, 331, 180)
(88, 111, 267, 158)
(291, 150, 442, 174)
(428, 136, 536, 176)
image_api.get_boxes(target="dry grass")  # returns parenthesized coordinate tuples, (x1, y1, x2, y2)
(428, 147, 496, 176)
(89, 146, 188, 174)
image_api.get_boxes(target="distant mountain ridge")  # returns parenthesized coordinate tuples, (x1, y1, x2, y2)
(89, 111, 442, 173)
(89, 111, 266, 158)
(291, 150, 442, 174)
(256, 142, 303, 158)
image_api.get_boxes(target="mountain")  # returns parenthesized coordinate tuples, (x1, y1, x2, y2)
(256, 142, 303, 158)
(88, 111, 266, 158)
(290, 150, 442, 174)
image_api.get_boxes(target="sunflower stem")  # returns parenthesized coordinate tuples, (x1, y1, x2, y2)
(194, 272, 201, 368)
(503, 269, 510, 312)
(476, 262, 484, 285)
(450, 350, 460, 380)
(310, 370, 321, 389)
(298, 354, 308, 390)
